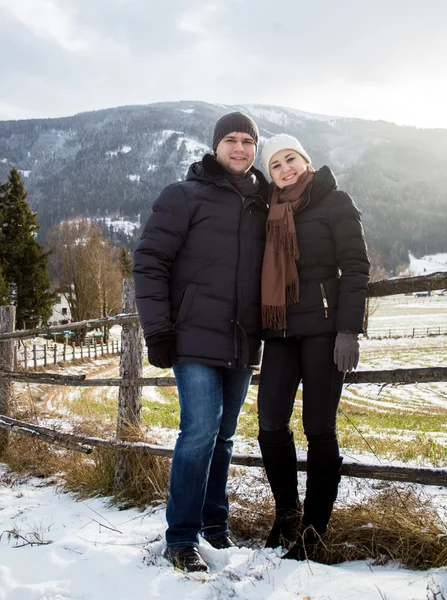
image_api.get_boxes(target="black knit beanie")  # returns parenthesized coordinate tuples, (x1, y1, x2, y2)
(212, 111, 259, 153)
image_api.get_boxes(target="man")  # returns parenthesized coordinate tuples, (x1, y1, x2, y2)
(133, 112, 269, 573)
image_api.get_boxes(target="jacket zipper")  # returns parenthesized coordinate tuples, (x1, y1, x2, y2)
(215, 183, 254, 367)
(320, 282, 329, 319)
(215, 183, 268, 366)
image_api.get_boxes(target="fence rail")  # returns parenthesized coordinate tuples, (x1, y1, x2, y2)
(1, 272, 446, 343)
(2, 367, 447, 386)
(1, 272, 447, 488)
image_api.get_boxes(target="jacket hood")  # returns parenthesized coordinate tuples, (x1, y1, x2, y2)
(186, 153, 270, 199)
(308, 165, 338, 205)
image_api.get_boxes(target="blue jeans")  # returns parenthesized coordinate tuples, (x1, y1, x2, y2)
(166, 363, 252, 548)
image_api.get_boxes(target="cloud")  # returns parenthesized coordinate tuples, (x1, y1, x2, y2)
(0, 0, 446, 127)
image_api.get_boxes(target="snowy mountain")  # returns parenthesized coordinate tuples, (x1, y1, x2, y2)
(1, 100, 446, 272)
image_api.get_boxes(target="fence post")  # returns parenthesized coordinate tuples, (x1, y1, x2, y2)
(43, 344, 47, 368)
(72, 342, 76, 361)
(63, 342, 67, 362)
(114, 278, 144, 490)
(24, 346, 28, 370)
(13, 345, 17, 370)
(0, 306, 15, 456)
(80, 343, 84, 360)
(33, 344, 38, 370)
(53, 345, 57, 364)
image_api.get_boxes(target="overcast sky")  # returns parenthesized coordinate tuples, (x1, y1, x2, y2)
(1, 0, 446, 128)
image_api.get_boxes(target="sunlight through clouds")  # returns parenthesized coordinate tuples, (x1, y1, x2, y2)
(0, 0, 90, 52)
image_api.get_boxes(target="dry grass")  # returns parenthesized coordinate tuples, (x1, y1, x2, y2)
(227, 470, 447, 570)
(228, 468, 274, 544)
(63, 448, 170, 509)
(2, 434, 64, 479)
(1, 419, 170, 510)
(320, 487, 447, 570)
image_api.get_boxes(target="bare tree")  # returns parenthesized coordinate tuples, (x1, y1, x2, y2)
(47, 218, 122, 341)
(363, 247, 389, 337)
(88, 232, 122, 342)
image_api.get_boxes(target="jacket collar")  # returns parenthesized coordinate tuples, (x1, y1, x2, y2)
(187, 154, 270, 201)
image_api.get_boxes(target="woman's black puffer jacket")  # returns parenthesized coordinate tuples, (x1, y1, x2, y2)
(265, 165, 370, 338)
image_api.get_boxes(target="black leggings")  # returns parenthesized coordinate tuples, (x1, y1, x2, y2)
(258, 334, 345, 460)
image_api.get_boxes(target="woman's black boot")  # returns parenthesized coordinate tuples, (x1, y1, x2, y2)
(265, 507, 301, 549)
(259, 427, 301, 549)
(282, 455, 343, 561)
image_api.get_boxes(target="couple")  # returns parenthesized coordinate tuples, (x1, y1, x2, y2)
(133, 112, 370, 572)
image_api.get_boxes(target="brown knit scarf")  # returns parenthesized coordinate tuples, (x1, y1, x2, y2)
(261, 166, 315, 330)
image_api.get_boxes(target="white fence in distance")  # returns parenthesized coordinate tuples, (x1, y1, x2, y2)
(14, 339, 122, 370)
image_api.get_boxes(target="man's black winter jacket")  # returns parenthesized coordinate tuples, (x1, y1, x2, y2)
(133, 154, 269, 369)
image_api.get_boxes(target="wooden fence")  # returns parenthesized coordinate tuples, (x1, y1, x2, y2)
(367, 325, 447, 339)
(14, 339, 121, 370)
(1, 272, 447, 489)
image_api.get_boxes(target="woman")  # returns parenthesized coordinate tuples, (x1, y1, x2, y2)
(257, 134, 370, 561)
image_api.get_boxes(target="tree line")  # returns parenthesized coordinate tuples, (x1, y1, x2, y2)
(0, 168, 132, 332)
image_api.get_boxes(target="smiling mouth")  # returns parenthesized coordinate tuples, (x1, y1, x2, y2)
(283, 173, 296, 180)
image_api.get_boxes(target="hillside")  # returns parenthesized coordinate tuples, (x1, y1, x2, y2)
(1, 101, 446, 273)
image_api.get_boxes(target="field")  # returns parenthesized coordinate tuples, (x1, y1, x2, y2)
(12, 296, 447, 470)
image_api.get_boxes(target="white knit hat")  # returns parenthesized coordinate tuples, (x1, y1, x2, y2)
(261, 134, 311, 173)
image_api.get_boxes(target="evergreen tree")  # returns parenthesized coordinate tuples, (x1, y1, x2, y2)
(0, 263, 10, 304)
(0, 168, 55, 328)
(118, 245, 133, 278)
(0, 182, 11, 304)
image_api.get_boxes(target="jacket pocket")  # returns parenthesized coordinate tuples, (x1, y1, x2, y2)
(320, 282, 329, 319)
(174, 284, 197, 328)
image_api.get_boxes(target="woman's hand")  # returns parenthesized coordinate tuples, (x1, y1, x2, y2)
(333, 332, 359, 372)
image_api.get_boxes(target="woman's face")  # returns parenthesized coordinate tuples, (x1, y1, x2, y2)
(269, 149, 309, 189)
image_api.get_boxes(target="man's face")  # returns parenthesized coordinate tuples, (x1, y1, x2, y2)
(215, 131, 256, 179)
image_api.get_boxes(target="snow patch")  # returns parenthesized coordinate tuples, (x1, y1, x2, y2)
(176, 136, 210, 164)
(401, 253, 447, 277)
(245, 104, 345, 125)
(105, 145, 132, 157)
(0, 158, 7, 163)
(103, 217, 139, 235)
(244, 106, 292, 127)
(127, 174, 140, 182)
(0, 470, 446, 600)
(180, 108, 194, 114)
(18, 169, 31, 178)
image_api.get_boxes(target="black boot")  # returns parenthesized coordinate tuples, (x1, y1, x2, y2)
(259, 427, 301, 549)
(282, 525, 318, 561)
(265, 507, 301, 549)
(164, 546, 209, 572)
(283, 455, 343, 561)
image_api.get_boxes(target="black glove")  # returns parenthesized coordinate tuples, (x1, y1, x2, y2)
(333, 332, 359, 373)
(146, 330, 176, 369)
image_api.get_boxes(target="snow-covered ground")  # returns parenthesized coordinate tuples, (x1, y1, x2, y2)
(401, 253, 447, 277)
(368, 295, 447, 336)
(1, 467, 446, 600)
